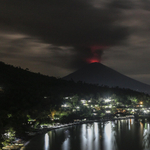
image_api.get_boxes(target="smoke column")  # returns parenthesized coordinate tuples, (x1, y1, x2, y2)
(86, 45, 107, 63)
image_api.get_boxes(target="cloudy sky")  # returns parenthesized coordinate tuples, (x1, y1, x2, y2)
(1, 0, 150, 84)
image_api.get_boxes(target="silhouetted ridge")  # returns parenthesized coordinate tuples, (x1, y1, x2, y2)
(63, 62, 150, 94)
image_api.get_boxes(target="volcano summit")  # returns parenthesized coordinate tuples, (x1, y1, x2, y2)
(63, 63, 150, 94)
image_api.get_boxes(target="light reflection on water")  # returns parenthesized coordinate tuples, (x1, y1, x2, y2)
(44, 133, 49, 150)
(81, 123, 100, 150)
(61, 137, 70, 150)
(25, 119, 150, 150)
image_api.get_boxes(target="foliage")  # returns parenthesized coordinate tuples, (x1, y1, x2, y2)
(2, 128, 15, 147)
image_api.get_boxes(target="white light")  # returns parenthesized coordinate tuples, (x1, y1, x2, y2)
(105, 99, 111, 102)
(62, 137, 70, 150)
(44, 133, 49, 150)
(104, 122, 114, 150)
(64, 97, 69, 99)
(106, 111, 111, 113)
(84, 103, 88, 106)
(81, 100, 86, 103)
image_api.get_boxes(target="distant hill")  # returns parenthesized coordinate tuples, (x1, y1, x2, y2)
(0, 61, 110, 96)
(0, 61, 149, 97)
(63, 63, 150, 94)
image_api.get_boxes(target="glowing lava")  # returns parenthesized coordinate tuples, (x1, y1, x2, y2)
(86, 58, 100, 63)
(85, 45, 107, 63)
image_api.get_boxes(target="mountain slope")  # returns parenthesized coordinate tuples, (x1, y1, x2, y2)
(63, 63, 150, 94)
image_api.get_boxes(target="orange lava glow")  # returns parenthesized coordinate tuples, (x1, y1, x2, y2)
(86, 58, 100, 63)
(85, 45, 108, 64)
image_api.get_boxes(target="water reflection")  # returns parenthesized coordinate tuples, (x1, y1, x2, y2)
(81, 123, 100, 150)
(104, 121, 117, 150)
(142, 122, 150, 150)
(62, 137, 70, 150)
(25, 119, 150, 150)
(44, 133, 49, 150)
(104, 122, 112, 150)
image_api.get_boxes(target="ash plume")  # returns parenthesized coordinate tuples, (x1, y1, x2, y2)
(0, 0, 129, 69)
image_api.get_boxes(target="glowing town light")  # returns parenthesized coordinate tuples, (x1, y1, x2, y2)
(81, 100, 86, 103)
(64, 97, 69, 99)
(61, 104, 69, 108)
(105, 99, 111, 103)
(109, 105, 112, 108)
(140, 101, 143, 105)
(106, 110, 111, 113)
(84, 103, 88, 106)
(93, 113, 97, 115)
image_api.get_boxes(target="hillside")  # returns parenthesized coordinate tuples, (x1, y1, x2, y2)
(63, 63, 150, 94)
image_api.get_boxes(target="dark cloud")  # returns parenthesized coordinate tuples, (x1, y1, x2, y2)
(2, 0, 150, 85)
(109, 0, 134, 9)
(0, 0, 128, 69)
(142, 0, 150, 11)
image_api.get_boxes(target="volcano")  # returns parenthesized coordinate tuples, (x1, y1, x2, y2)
(63, 63, 150, 94)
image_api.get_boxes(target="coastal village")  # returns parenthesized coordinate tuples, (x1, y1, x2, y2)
(60, 96, 149, 119)
(1, 95, 150, 150)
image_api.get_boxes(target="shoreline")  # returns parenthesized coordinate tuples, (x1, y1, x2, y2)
(3, 116, 147, 150)
(23, 117, 136, 149)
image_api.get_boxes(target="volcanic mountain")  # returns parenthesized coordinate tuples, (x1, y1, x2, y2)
(63, 63, 150, 94)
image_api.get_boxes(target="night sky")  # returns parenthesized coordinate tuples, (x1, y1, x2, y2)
(1, 0, 150, 84)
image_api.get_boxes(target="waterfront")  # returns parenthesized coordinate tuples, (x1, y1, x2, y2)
(24, 119, 150, 150)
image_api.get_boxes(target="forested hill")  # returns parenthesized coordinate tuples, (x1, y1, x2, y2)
(0, 61, 103, 99)
(0, 61, 149, 98)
